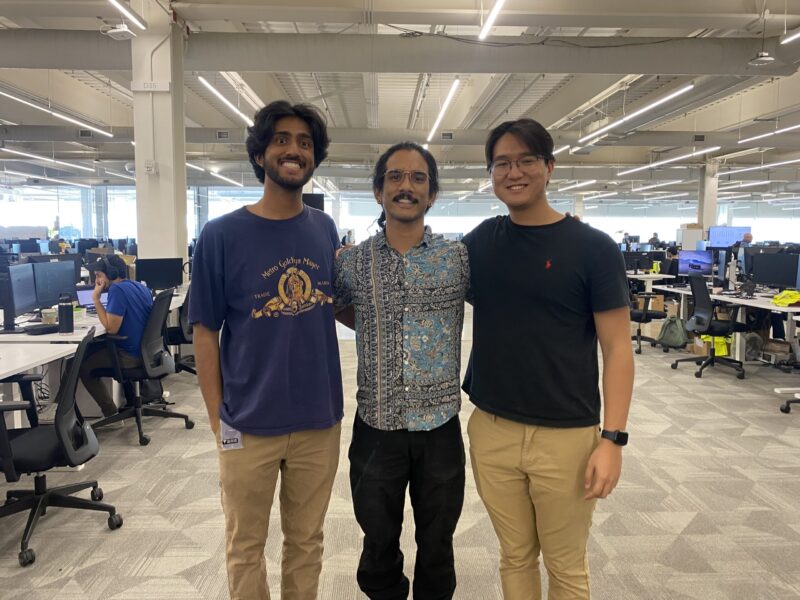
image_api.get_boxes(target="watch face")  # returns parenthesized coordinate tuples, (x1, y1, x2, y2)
(616, 431, 629, 445)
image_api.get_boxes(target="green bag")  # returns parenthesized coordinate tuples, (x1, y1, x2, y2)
(656, 316, 688, 348)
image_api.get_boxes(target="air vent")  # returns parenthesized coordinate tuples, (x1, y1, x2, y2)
(440, 132, 453, 141)
(693, 134, 706, 142)
(78, 130, 93, 138)
(215, 130, 230, 141)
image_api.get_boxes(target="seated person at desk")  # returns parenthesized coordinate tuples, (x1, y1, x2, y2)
(78, 255, 153, 417)
(648, 232, 660, 246)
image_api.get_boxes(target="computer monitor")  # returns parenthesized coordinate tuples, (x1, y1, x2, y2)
(708, 226, 751, 247)
(26, 253, 83, 283)
(302, 192, 325, 211)
(741, 246, 781, 275)
(623, 251, 653, 272)
(627, 235, 640, 243)
(646, 250, 667, 262)
(2, 263, 37, 331)
(751, 253, 800, 290)
(17, 240, 40, 253)
(677, 250, 712, 276)
(76, 239, 99, 254)
(33, 261, 77, 308)
(135, 258, 183, 290)
(662, 258, 679, 277)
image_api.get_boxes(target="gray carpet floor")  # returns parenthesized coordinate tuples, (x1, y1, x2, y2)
(2, 324, 800, 599)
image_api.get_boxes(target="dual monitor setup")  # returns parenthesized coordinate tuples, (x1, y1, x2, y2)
(1, 257, 184, 333)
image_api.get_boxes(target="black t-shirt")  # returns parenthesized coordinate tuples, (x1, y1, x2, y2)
(462, 215, 630, 428)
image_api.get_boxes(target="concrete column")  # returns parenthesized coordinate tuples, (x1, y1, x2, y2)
(195, 186, 209, 236)
(131, 5, 187, 262)
(698, 160, 719, 231)
(93, 186, 108, 239)
(572, 196, 585, 218)
(331, 195, 341, 227)
(80, 188, 93, 238)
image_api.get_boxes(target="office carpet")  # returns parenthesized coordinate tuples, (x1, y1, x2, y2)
(1, 321, 800, 599)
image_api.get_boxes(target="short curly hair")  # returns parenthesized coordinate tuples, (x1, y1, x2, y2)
(246, 101, 330, 183)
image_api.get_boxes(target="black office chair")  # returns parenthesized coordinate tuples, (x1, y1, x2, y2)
(91, 288, 194, 446)
(630, 293, 668, 354)
(671, 274, 746, 379)
(0, 328, 123, 567)
(165, 285, 196, 375)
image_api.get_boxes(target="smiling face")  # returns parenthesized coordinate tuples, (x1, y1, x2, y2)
(375, 149, 435, 226)
(490, 132, 554, 212)
(258, 116, 315, 192)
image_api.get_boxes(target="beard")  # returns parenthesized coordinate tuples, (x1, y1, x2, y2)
(264, 161, 313, 192)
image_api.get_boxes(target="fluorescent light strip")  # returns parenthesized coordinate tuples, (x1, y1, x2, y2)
(1, 168, 91, 188)
(617, 146, 720, 176)
(631, 179, 684, 192)
(583, 191, 617, 201)
(553, 145, 570, 156)
(585, 205, 599, 210)
(0, 148, 95, 173)
(478, 180, 493, 192)
(650, 192, 689, 200)
(426, 78, 460, 143)
(198, 76, 254, 127)
(728, 205, 750, 210)
(107, 0, 147, 30)
(781, 28, 800, 44)
(130, 141, 136, 146)
(677, 205, 697, 211)
(579, 83, 695, 144)
(209, 171, 243, 187)
(633, 205, 650, 210)
(738, 123, 800, 144)
(105, 169, 135, 181)
(185, 162, 206, 172)
(722, 157, 800, 175)
(478, 0, 507, 40)
(558, 179, 597, 192)
(219, 72, 264, 113)
(717, 180, 770, 190)
(718, 193, 751, 200)
(781, 205, 800, 210)
(0, 89, 113, 138)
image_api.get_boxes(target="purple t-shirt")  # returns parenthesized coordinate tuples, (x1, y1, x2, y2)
(189, 205, 343, 436)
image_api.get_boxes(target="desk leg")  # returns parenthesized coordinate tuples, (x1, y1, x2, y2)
(644, 280, 654, 293)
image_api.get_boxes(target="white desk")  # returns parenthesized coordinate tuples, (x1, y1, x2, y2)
(627, 273, 675, 293)
(0, 315, 105, 344)
(0, 344, 77, 379)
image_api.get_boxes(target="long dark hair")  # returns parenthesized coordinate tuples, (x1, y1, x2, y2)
(246, 100, 330, 183)
(372, 142, 439, 230)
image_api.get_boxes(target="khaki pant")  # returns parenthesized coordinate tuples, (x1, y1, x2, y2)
(217, 421, 341, 600)
(467, 407, 599, 600)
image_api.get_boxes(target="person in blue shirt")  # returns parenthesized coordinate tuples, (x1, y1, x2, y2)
(190, 100, 343, 600)
(80, 254, 153, 417)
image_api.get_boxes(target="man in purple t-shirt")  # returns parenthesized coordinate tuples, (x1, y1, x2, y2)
(190, 101, 343, 600)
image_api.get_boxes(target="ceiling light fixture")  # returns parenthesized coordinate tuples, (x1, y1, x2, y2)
(0, 147, 95, 173)
(219, 72, 264, 112)
(722, 157, 800, 175)
(748, 13, 776, 66)
(717, 180, 770, 190)
(781, 27, 800, 45)
(478, 0, 507, 40)
(104, 169, 135, 181)
(426, 77, 460, 143)
(107, 0, 147, 30)
(718, 193, 752, 200)
(0, 89, 114, 138)
(650, 192, 690, 200)
(579, 84, 695, 144)
(198, 76, 255, 127)
(737, 123, 800, 144)
(631, 180, 685, 192)
(677, 205, 697, 211)
(553, 145, 570, 156)
(185, 162, 205, 172)
(209, 171, 244, 187)
(617, 146, 720, 176)
(1, 168, 91, 188)
(559, 179, 597, 192)
(583, 191, 617, 201)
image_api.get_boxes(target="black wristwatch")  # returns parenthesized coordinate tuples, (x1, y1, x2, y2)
(601, 429, 629, 446)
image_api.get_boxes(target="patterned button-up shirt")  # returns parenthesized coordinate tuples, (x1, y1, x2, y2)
(334, 227, 470, 431)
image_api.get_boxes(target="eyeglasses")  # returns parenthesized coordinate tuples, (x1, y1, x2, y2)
(383, 169, 430, 185)
(490, 155, 544, 175)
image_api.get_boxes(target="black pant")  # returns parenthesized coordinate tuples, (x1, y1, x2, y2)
(349, 413, 465, 600)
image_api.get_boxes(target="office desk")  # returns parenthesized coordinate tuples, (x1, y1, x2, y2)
(627, 273, 675, 293)
(0, 315, 105, 344)
(0, 343, 77, 379)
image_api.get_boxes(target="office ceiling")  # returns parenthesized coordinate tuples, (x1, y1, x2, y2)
(2, 0, 800, 207)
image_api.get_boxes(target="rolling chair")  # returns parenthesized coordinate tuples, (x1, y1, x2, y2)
(671, 274, 747, 379)
(165, 285, 196, 375)
(0, 328, 123, 567)
(91, 288, 194, 446)
(630, 293, 668, 354)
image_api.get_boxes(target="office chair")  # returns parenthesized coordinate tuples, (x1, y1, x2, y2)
(165, 285, 196, 375)
(0, 328, 123, 567)
(671, 274, 747, 379)
(91, 288, 194, 446)
(630, 293, 668, 354)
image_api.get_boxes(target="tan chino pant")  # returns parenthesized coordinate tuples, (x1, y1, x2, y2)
(217, 421, 341, 600)
(468, 407, 599, 600)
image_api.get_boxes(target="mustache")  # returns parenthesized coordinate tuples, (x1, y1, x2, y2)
(392, 192, 418, 203)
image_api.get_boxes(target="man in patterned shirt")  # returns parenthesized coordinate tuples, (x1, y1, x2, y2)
(335, 142, 470, 600)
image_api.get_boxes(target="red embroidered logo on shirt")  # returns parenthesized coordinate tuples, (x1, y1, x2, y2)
(545, 259, 552, 270)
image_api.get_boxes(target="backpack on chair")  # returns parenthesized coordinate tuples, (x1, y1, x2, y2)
(656, 316, 689, 349)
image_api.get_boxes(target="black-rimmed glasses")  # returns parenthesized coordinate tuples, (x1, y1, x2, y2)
(490, 155, 544, 175)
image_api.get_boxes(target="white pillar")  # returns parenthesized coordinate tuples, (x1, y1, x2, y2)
(93, 187, 108, 239)
(131, 5, 187, 262)
(573, 196, 585, 218)
(698, 160, 719, 232)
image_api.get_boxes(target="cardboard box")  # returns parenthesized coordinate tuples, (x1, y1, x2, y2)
(636, 294, 665, 313)
(693, 338, 710, 356)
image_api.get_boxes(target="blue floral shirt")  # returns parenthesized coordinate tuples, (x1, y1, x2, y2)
(334, 227, 470, 431)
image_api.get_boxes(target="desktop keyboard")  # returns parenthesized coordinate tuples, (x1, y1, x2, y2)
(24, 324, 60, 335)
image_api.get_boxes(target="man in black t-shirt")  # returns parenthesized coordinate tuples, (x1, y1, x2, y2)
(462, 118, 634, 600)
